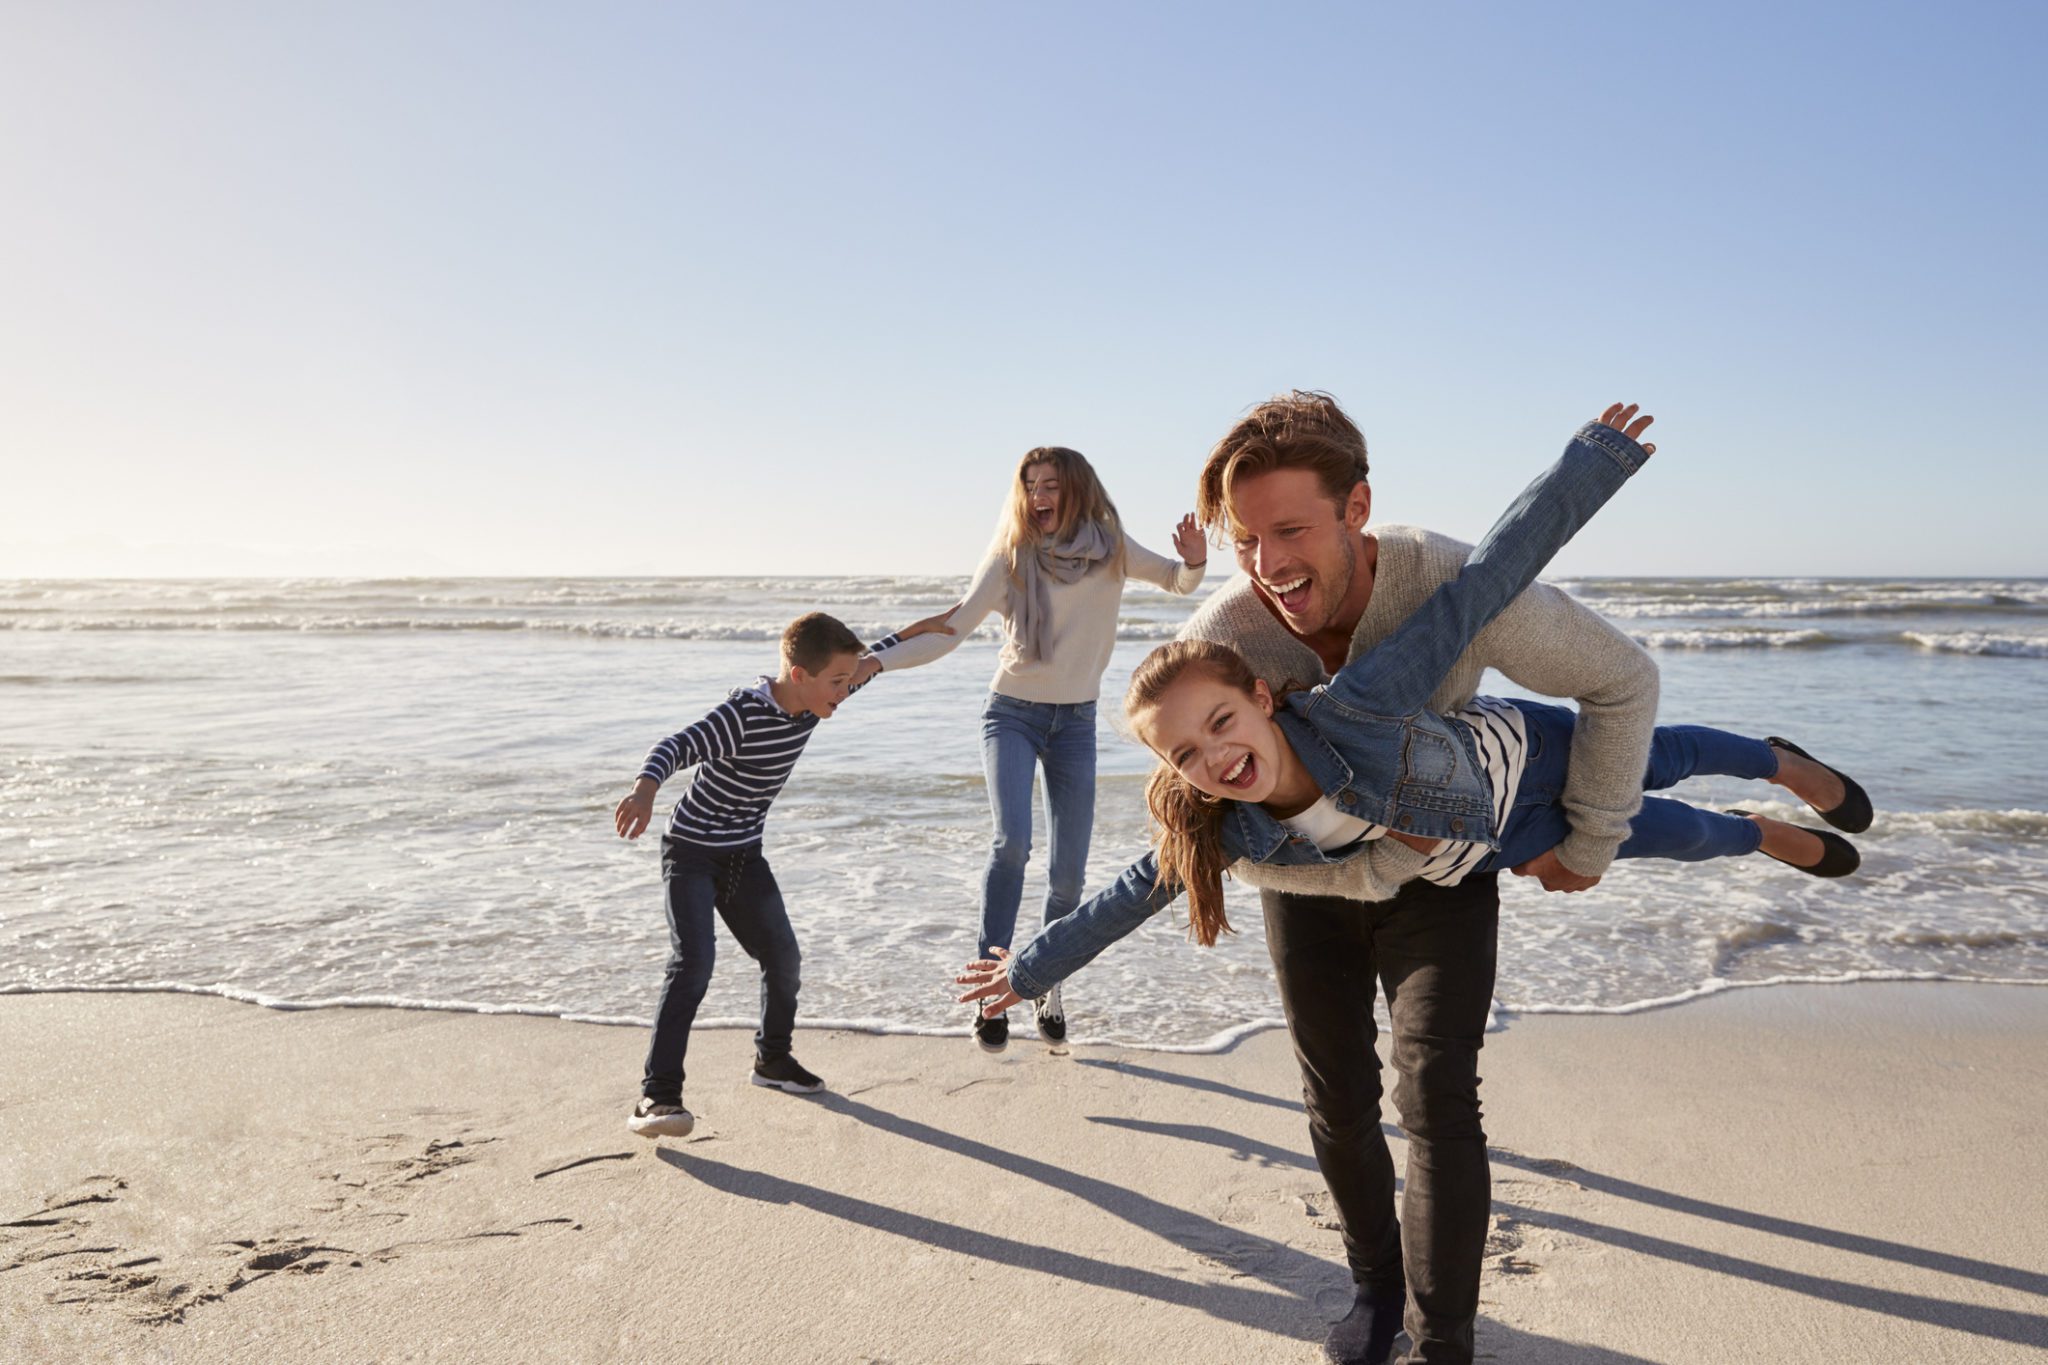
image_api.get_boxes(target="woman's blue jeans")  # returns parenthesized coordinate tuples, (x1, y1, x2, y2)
(1481, 701, 1776, 872)
(978, 693, 1097, 959)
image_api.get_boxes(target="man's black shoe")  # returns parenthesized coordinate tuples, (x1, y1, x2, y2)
(1324, 1287, 1403, 1365)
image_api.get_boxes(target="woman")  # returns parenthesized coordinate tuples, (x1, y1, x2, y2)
(870, 445, 1206, 1050)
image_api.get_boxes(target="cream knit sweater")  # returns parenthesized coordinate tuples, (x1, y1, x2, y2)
(1179, 524, 1659, 900)
(870, 537, 1204, 704)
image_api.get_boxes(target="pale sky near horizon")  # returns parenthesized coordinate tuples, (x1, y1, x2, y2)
(3, 3, 2043, 580)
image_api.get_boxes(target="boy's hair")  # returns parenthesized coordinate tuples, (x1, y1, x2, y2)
(1196, 390, 1370, 535)
(1125, 639, 1267, 948)
(781, 612, 865, 674)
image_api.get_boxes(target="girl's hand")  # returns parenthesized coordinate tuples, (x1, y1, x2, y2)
(1597, 402, 1657, 455)
(901, 602, 961, 640)
(614, 780, 657, 839)
(956, 947, 1024, 1018)
(1171, 513, 1207, 566)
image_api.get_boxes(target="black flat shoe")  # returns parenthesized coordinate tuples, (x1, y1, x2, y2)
(1731, 810, 1862, 878)
(1767, 737, 1873, 834)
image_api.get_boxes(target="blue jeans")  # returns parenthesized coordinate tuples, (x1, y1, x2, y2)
(641, 836, 800, 1103)
(1480, 701, 1775, 872)
(979, 693, 1097, 960)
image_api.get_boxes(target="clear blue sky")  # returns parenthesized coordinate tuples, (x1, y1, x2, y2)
(4, 2, 2042, 578)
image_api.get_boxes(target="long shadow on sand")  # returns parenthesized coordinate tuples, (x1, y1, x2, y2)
(1486, 1146, 2048, 1299)
(1095, 1116, 2048, 1352)
(660, 1146, 1329, 1341)
(658, 1097, 1665, 1359)
(1086, 1055, 2048, 1299)
(657, 1089, 1346, 1342)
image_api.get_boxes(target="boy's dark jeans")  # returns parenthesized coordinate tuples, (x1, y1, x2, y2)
(642, 836, 801, 1104)
(1262, 872, 1500, 1365)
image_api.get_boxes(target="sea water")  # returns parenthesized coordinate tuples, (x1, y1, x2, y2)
(3, 574, 2045, 1049)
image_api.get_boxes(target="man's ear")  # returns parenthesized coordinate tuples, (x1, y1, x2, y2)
(1254, 678, 1275, 716)
(1343, 480, 1372, 533)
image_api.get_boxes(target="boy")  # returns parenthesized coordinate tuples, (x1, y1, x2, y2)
(613, 610, 929, 1138)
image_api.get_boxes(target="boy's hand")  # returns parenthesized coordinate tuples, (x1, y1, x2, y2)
(901, 602, 961, 640)
(614, 779, 658, 840)
(1171, 512, 1206, 566)
(955, 948, 1024, 1018)
(1596, 402, 1657, 455)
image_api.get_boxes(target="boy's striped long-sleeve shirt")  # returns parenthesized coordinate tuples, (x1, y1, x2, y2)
(638, 634, 899, 848)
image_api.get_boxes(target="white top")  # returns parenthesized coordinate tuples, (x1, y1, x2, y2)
(1276, 697, 1532, 888)
(868, 535, 1205, 704)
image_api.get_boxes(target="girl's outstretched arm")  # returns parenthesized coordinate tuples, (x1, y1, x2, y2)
(956, 851, 1183, 1012)
(1325, 405, 1655, 720)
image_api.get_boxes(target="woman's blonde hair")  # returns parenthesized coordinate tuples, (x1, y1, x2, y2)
(1125, 639, 1267, 947)
(996, 446, 1126, 576)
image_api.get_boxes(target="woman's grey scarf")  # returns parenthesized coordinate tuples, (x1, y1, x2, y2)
(1006, 521, 1119, 664)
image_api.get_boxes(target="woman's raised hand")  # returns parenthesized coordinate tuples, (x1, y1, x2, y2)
(956, 947, 1024, 1018)
(1597, 403, 1657, 456)
(1171, 512, 1207, 566)
(901, 601, 962, 640)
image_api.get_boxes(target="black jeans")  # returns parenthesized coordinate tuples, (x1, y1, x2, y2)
(641, 837, 801, 1103)
(1262, 872, 1500, 1365)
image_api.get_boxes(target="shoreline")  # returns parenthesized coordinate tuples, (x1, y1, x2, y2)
(4, 981, 2045, 1362)
(3, 970, 2044, 1054)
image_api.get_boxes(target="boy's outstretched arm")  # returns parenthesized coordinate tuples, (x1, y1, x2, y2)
(1324, 404, 1656, 720)
(612, 699, 751, 840)
(851, 614, 952, 688)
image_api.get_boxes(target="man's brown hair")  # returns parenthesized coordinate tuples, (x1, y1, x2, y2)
(1196, 390, 1370, 534)
(781, 612, 865, 674)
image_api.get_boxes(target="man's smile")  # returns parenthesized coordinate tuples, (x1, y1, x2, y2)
(1262, 574, 1313, 615)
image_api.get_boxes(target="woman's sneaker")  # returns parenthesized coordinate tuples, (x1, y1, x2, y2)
(750, 1053, 825, 1094)
(972, 1008, 1009, 1053)
(628, 1096, 695, 1139)
(1033, 985, 1067, 1045)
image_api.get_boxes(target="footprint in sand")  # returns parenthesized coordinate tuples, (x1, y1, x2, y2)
(16, 1136, 582, 1325)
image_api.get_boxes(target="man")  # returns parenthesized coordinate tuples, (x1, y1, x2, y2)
(1179, 392, 1659, 1364)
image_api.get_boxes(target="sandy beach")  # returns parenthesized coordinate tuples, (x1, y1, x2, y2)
(3, 982, 2044, 1363)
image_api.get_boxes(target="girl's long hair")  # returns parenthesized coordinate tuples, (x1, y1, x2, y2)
(995, 446, 1127, 577)
(1126, 639, 1265, 947)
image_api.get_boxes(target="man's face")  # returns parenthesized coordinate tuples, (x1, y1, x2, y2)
(1226, 468, 1371, 636)
(790, 651, 862, 718)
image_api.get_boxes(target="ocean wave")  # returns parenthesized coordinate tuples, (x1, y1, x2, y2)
(0, 615, 1001, 641)
(1631, 628, 1837, 650)
(0, 673, 177, 686)
(1589, 597, 2048, 620)
(1904, 632, 2048, 659)
(0, 614, 1219, 643)
(1723, 800, 2048, 838)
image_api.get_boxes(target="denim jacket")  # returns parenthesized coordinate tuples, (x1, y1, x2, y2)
(1004, 420, 1650, 1002)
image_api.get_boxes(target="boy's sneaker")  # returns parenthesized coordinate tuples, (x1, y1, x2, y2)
(751, 1053, 825, 1094)
(971, 1008, 1009, 1053)
(628, 1096, 695, 1139)
(1033, 985, 1067, 1045)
